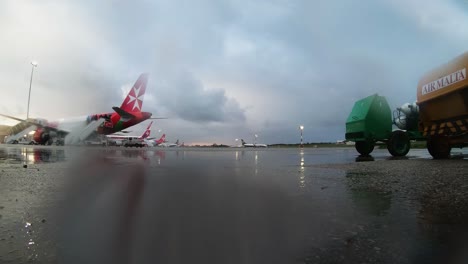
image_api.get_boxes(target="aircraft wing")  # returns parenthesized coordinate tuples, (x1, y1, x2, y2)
(0, 113, 29, 123)
(0, 113, 67, 133)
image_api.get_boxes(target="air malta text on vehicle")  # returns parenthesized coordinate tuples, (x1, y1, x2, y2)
(422, 68, 466, 95)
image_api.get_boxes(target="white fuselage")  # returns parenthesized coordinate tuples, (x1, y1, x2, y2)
(243, 143, 267, 148)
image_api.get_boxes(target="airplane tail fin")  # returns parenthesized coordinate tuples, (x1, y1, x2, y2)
(156, 133, 166, 144)
(140, 121, 153, 139)
(146, 121, 153, 130)
(240, 139, 246, 146)
(120, 73, 148, 112)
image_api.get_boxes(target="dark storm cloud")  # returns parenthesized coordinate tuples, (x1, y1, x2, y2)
(67, 0, 248, 123)
(147, 72, 246, 123)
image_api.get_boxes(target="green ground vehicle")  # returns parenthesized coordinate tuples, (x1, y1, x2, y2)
(345, 94, 423, 156)
(347, 53, 468, 158)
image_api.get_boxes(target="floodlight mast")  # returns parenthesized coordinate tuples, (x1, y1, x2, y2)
(27, 61, 38, 120)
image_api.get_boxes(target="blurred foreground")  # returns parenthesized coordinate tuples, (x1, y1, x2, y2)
(0, 146, 467, 264)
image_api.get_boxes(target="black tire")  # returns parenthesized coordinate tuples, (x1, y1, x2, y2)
(387, 130, 410, 157)
(427, 136, 451, 159)
(355, 140, 375, 156)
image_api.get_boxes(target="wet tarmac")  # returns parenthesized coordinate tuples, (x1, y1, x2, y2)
(0, 145, 467, 264)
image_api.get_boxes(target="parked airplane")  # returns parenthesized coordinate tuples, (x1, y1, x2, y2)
(159, 139, 180, 147)
(144, 133, 166, 147)
(106, 121, 153, 145)
(240, 139, 268, 148)
(1, 73, 156, 145)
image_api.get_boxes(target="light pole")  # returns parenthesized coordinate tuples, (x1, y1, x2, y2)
(254, 134, 258, 145)
(27, 61, 38, 120)
(299, 125, 304, 148)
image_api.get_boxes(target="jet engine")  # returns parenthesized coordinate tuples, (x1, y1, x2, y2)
(33, 128, 56, 145)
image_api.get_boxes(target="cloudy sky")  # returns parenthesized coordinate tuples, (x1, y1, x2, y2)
(1, 0, 467, 145)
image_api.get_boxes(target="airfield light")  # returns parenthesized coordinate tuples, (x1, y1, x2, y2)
(27, 61, 38, 120)
(299, 125, 304, 148)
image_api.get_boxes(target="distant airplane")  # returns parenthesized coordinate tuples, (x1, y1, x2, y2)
(240, 139, 267, 148)
(144, 133, 166, 147)
(106, 121, 153, 145)
(159, 139, 180, 147)
(1, 73, 161, 145)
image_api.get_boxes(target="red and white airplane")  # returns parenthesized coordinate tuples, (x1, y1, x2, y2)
(107, 121, 153, 141)
(159, 138, 180, 147)
(1, 73, 157, 145)
(144, 133, 166, 147)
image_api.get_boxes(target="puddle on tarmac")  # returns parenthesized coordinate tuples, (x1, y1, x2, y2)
(0, 146, 466, 263)
(0, 147, 66, 164)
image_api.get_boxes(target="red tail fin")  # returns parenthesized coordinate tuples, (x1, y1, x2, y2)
(140, 121, 153, 139)
(120, 73, 148, 112)
(146, 121, 153, 130)
(156, 134, 166, 144)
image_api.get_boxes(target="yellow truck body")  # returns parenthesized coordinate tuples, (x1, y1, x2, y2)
(417, 52, 468, 158)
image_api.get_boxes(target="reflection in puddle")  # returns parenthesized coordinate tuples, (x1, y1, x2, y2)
(346, 171, 392, 216)
(234, 150, 246, 161)
(254, 151, 258, 176)
(350, 190, 392, 216)
(299, 150, 306, 189)
(0, 148, 66, 164)
(386, 156, 409, 161)
(355, 155, 375, 162)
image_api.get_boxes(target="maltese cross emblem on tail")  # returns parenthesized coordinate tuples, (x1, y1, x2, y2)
(121, 73, 148, 112)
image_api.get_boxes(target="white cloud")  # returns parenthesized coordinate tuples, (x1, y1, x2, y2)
(386, 0, 468, 42)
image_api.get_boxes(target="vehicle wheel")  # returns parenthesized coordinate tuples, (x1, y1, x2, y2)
(387, 130, 410, 157)
(355, 140, 374, 156)
(427, 136, 451, 159)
